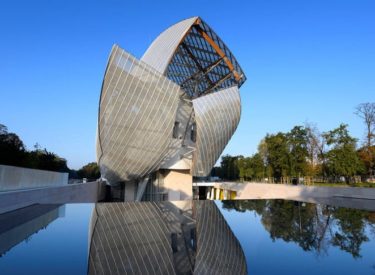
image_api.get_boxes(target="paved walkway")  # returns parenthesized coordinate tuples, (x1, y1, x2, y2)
(214, 182, 375, 211)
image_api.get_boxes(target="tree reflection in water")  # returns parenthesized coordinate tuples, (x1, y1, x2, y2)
(222, 200, 375, 258)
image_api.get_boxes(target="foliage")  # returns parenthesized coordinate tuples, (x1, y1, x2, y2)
(27, 148, 69, 172)
(77, 162, 100, 180)
(249, 153, 265, 180)
(0, 124, 27, 167)
(323, 124, 364, 183)
(0, 123, 69, 173)
(214, 123, 367, 185)
(219, 155, 241, 180)
(357, 146, 375, 178)
(236, 153, 265, 181)
(263, 132, 290, 181)
(287, 126, 309, 177)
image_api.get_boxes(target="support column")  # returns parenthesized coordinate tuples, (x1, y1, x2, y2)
(215, 188, 220, 200)
(135, 177, 149, 201)
(161, 169, 192, 200)
(223, 189, 228, 200)
(124, 181, 137, 201)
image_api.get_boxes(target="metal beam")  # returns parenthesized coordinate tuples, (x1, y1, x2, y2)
(171, 48, 229, 71)
(182, 37, 218, 55)
(180, 42, 213, 87)
(192, 25, 241, 82)
(180, 57, 223, 86)
(200, 72, 232, 96)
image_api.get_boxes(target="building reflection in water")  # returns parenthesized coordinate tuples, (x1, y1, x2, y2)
(88, 201, 247, 275)
(222, 200, 375, 259)
(0, 204, 65, 256)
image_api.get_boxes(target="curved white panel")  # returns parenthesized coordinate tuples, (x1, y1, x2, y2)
(97, 17, 247, 188)
(192, 86, 241, 177)
(141, 17, 198, 74)
(194, 201, 247, 274)
(97, 45, 182, 183)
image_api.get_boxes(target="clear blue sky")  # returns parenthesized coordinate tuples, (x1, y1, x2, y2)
(1, 0, 374, 169)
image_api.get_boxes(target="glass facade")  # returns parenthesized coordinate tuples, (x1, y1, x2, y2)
(192, 86, 241, 176)
(97, 17, 246, 187)
(98, 46, 182, 183)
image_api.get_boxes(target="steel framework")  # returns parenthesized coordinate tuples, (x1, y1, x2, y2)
(97, 16, 247, 191)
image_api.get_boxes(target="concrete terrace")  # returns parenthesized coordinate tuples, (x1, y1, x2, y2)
(210, 182, 375, 211)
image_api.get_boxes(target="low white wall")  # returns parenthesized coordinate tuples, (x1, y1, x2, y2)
(215, 182, 375, 201)
(214, 182, 375, 211)
(0, 165, 68, 191)
(0, 181, 106, 214)
(163, 170, 193, 200)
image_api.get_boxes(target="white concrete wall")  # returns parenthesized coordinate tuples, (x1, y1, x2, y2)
(0, 181, 106, 214)
(215, 182, 375, 201)
(214, 182, 375, 211)
(0, 165, 68, 191)
(163, 169, 192, 200)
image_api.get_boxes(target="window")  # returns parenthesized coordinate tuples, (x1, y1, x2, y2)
(191, 123, 196, 142)
(172, 121, 180, 138)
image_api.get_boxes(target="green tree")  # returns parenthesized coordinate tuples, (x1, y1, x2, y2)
(0, 123, 70, 173)
(77, 162, 100, 180)
(323, 124, 363, 183)
(220, 155, 241, 180)
(27, 148, 69, 172)
(237, 156, 248, 181)
(0, 124, 27, 166)
(358, 145, 375, 180)
(236, 154, 266, 182)
(210, 166, 223, 178)
(248, 153, 265, 181)
(263, 133, 290, 182)
(286, 126, 309, 180)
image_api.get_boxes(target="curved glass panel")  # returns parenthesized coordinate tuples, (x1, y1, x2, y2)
(141, 17, 198, 74)
(192, 86, 241, 177)
(97, 45, 182, 183)
(88, 201, 247, 274)
(141, 16, 246, 98)
(194, 201, 247, 275)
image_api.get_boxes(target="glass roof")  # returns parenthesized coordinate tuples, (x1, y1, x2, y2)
(166, 18, 246, 98)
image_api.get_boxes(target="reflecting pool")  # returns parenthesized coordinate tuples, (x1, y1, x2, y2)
(0, 203, 94, 274)
(0, 200, 374, 274)
(218, 200, 375, 275)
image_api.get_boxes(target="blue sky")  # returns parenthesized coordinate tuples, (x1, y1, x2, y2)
(1, 0, 374, 169)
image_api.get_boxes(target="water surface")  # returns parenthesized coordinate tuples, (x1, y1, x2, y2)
(218, 200, 375, 275)
(0, 200, 374, 274)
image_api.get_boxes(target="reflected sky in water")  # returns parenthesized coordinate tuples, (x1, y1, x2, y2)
(0, 204, 94, 275)
(217, 200, 375, 275)
(0, 201, 375, 274)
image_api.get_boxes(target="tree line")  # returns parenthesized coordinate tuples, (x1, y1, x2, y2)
(213, 103, 375, 184)
(0, 123, 100, 180)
